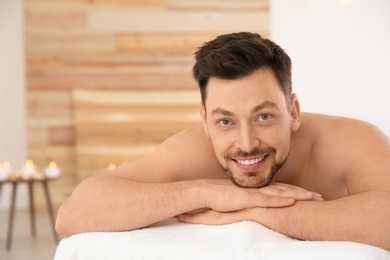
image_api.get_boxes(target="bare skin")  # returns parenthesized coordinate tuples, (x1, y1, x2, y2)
(56, 69, 390, 251)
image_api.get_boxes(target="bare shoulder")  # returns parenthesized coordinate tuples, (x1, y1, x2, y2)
(302, 112, 389, 140)
(153, 124, 226, 180)
(303, 112, 389, 149)
(112, 124, 226, 183)
(300, 112, 390, 194)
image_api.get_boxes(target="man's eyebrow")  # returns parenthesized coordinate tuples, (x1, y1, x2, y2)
(210, 101, 279, 117)
(252, 101, 279, 113)
(211, 108, 233, 117)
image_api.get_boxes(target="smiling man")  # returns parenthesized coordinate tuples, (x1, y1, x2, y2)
(56, 32, 390, 251)
(200, 69, 295, 189)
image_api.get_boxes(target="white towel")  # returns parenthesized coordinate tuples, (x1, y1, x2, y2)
(54, 218, 390, 260)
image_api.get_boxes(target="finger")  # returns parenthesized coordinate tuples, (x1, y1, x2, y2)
(177, 210, 245, 225)
(258, 183, 323, 201)
(251, 195, 295, 208)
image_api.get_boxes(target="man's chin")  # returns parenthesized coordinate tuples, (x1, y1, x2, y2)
(230, 176, 271, 189)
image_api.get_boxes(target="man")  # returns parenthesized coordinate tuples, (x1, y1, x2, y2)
(56, 32, 390, 251)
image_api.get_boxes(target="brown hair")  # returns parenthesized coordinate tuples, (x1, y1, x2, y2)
(192, 32, 292, 105)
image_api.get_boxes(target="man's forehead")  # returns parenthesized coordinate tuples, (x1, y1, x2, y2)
(208, 100, 281, 116)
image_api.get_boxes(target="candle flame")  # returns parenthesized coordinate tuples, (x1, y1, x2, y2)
(25, 159, 34, 167)
(49, 161, 57, 168)
(3, 161, 10, 168)
(108, 163, 116, 170)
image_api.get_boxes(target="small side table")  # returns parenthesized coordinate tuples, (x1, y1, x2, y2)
(0, 173, 59, 250)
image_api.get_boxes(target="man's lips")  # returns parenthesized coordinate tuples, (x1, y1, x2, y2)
(231, 155, 268, 170)
(235, 156, 265, 165)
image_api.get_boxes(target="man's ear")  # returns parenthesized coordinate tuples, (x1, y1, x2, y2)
(200, 104, 210, 137)
(289, 93, 301, 132)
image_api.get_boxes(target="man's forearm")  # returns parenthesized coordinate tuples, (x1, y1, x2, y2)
(56, 173, 204, 237)
(255, 191, 390, 251)
(56, 176, 314, 237)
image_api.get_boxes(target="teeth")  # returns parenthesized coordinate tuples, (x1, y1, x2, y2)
(237, 156, 264, 165)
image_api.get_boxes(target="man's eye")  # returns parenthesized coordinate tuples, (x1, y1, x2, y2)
(258, 114, 272, 121)
(218, 119, 231, 126)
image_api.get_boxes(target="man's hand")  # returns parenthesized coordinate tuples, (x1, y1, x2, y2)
(188, 180, 323, 217)
(177, 208, 255, 225)
(178, 181, 324, 225)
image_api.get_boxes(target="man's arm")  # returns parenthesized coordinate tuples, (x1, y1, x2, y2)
(178, 191, 390, 251)
(55, 125, 320, 237)
(259, 192, 390, 250)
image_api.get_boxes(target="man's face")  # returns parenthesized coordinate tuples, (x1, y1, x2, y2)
(201, 68, 300, 188)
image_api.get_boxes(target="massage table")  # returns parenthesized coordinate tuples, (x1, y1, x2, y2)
(54, 218, 390, 259)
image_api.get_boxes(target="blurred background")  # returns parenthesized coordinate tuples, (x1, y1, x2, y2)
(0, 0, 389, 258)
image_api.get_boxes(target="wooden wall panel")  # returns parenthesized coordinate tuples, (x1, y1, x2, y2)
(24, 0, 269, 210)
(73, 88, 200, 179)
(87, 10, 268, 33)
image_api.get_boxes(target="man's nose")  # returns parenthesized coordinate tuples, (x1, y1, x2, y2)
(235, 125, 260, 152)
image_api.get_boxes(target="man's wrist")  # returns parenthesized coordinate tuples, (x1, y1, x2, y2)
(180, 179, 210, 213)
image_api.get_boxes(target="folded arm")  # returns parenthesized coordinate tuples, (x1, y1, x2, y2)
(264, 191, 390, 250)
(55, 125, 320, 237)
(179, 191, 390, 251)
(55, 174, 321, 237)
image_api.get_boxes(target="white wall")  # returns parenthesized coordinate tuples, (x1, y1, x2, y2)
(270, 0, 390, 136)
(0, 0, 27, 210)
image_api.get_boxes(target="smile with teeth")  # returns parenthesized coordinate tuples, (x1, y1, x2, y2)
(236, 156, 265, 166)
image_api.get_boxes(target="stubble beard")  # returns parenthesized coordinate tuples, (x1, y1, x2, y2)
(224, 148, 289, 189)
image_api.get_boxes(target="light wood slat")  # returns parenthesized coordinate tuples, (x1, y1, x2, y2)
(27, 118, 74, 128)
(26, 32, 115, 52)
(116, 33, 220, 51)
(77, 145, 157, 156)
(26, 52, 64, 68)
(27, 53, 193, 73)
(73, 88, 199, 105)
(27, 90, 72, 117)
(168, 0, 268, 11)
(25, 10, 87, 31)
(27, 90, 72, 103)
(27, 129, 73, 150)
(27, 128, 48, 146)
(75, 109, 200, 123)
(28, 146, 75, 164)
(76, 123, 198, 146)
(25, 0, 166, 11)
(25, 0, 263, 12)
(61, 53, 193, 65)
(48, 126, 75, 145)
(27, 51, 194, 71)
(87, 10, 268, 33)
(27, 73, 196, 89)
(28, 64, 192, 74)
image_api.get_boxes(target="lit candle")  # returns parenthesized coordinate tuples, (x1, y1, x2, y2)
(45, 161, 60, 178)
(4, 161, 12, 174)
(0, 161, 12, 180)
(22, 159, 37, 177)
(108, 163, 116, 170)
